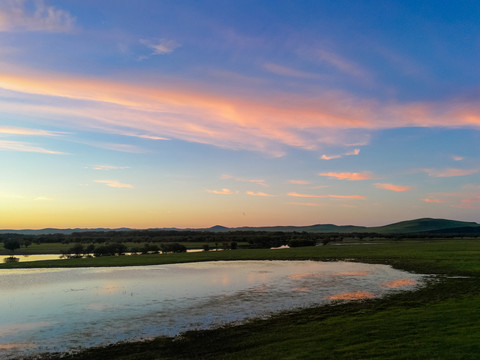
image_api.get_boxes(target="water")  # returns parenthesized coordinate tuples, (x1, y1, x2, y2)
(1, 254, 62, 263)
(0, 260, 425, 358)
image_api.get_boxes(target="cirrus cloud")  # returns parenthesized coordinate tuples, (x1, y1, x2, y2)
(94, 180, 133, 189)
(375, 183, 413, 192)
(422, 168, 478, 177)
(1, 66, 480, 158)
(318, 171, 374, 180)
(0, 140, 65, 154)
(140, 38, 181, 55)
(287, 192, 366, 200)
(246, 191, 274, 197)
(206, 188, 234, 195)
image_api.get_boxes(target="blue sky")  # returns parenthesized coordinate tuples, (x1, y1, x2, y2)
(0, 0, 479, 229)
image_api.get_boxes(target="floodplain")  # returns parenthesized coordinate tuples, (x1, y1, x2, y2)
(1, 238, 480, 359)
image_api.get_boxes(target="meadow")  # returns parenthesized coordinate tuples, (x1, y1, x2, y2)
(3, 238, 480, 359)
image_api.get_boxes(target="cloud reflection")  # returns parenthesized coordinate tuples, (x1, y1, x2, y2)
(0, 322, 54, 337)
(327, 291, 375, 301)
(381, 279, 418, 288)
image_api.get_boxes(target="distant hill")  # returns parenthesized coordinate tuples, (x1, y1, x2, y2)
(1, 218, 479, 235)
(0, 228, 133, 235)
(230, 224, 367, 233)
(367, 218, 480, 234)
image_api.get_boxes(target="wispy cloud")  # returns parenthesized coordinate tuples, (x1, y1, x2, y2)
(136, 134, 169, 140)
(206, 188, 234, 195)
(321, 148, 360, 160)
(313, 49, 372, 82)
(0, 0, 75, 33)
(0, 126, 64, 136)
(92, 165, 130, 171)
(0, 192, 52, 201)
(140, 38, 181, 55)
(328, 195, 367, 200)
(221, 174, 267, 186)
(262, 63, 322, 79)
(1, 67, 480, 157)
(94, 180, 133, 189)
(422, 191, 480, 208)
(0, 140, 65, 154)
(452, 155, 464, 161)
(288, 180, 311, 185)
(318, 171, 374, 181)
(321, 154, 341, 160)
(287, 192, 366, 200)
(422, 168, 478, 177)
(287, 202, 323, 207)
(287, 192, 324, 198)
(422, 198, 444, 203)
(375, 183, 413, 192)
(81, 141, 145, 153)
(246, 191, 274, 197)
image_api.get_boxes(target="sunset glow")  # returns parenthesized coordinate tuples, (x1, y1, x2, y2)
(0, 1, 479, 229)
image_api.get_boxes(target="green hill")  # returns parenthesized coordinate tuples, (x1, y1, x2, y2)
(223, 218, 480, 234)
(367, 218, 480, 234)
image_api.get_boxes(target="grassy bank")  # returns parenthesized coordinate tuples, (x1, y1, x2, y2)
(9, 239, 480, 359)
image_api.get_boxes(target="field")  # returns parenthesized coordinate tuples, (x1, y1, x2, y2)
(3, 238, 480, 359)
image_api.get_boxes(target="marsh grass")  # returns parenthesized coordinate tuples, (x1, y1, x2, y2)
(11, 239, 480, 360)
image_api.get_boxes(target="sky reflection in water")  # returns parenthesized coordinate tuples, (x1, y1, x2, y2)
(0, 261, 425, 358)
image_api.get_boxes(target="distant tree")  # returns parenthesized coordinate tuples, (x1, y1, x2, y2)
(23, 239, 32, 248)
(160, 243, 187, 253)
(230, 241, 238, 250)
(3, 239, 21, 255)
(85, 244, 95, 254)
(68, 244, 85, 258)
(203, 244, 210, 252)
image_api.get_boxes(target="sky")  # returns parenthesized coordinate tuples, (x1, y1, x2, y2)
(0, 0, 479, 229)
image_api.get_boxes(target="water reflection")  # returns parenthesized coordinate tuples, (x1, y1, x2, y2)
(0, 260, 425, 359)
(1, 254, 61, 263)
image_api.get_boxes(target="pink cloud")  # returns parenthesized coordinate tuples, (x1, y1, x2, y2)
(422, 198, 444, 203)
(0, 127, 64, 136)
(287, 202, 323, 207)
(0, 140, 65, 154)
(318, 172, 374, 180)
(321, 154, 342, 160)
(246, 191, 274, 197)
(345, 148, 361, 156)
(289, 180, 311, 185)
(422, 191, 480, 209)
(206, 188, 234, 195)
(288, 192, 324, 198)
(1, 66, 480, 157)
(221, 174, 267, 186)
(423, 168, 478, 177)
(287, 192, 365, 200)
(94, 180, 133, 189)
(375, 183, 413, 192)
(328, 195, 366, 200)
(321, 148, 360, 160)
(140, 38, 181, 55)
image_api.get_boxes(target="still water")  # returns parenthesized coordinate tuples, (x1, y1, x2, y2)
(0, 260, 425, 358)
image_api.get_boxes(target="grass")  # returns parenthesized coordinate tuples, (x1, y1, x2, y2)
(7, 238, 480, 359)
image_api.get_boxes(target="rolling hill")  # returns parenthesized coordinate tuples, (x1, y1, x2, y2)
(1, 218, 479, 235)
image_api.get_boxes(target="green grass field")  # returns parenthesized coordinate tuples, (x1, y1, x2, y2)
(7, 239, 480, 360)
